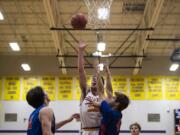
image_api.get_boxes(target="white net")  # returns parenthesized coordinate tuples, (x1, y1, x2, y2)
(84, 0, 113, 29)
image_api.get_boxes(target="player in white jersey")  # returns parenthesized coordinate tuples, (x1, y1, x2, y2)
(78, 42, 113, 135)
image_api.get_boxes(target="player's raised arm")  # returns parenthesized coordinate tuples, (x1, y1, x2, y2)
(95, 64, 105, 99)
(105, 65, 113, 99)
(78, 42, 88, 102)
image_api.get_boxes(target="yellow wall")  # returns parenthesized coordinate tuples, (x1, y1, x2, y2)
(0, 76, 180, 101)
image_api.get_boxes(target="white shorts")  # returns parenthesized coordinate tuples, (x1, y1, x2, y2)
(82, 130, 99, 135)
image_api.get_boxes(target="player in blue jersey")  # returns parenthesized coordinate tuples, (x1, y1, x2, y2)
(85, 81, 130, 135)
(26, 86, 79, 135)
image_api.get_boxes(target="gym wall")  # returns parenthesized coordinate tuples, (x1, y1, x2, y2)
(0, 75, 180, 135)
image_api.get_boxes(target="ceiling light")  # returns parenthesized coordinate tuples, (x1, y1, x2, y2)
(21, 64, 31, 71)
(0, 11, 4, 20)
(92, 51, 102, 56)
(169, 63, 179, 71)
(98, 63, 104, 71)
(98, 7, 109, 20)
(9, 42, 20, 51)
(97, 42, 106, 52)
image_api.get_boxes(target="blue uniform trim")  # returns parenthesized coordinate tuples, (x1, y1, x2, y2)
(27, 105, 45, 135)
(99, 100, 122, 135)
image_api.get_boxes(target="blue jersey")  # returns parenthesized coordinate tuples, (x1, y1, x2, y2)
(27, 105, 55, 135)
(99, 101, 122, 135)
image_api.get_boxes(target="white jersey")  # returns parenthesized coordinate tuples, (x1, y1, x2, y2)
(80, 91, 101, 129)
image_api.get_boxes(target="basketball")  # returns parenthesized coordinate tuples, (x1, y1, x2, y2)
(71, 13, 87, 30)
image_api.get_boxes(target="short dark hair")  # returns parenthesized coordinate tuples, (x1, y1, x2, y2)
(129, 122, 141, 131)
(26, 86, 45, 109)
(115, 92, 130, 111)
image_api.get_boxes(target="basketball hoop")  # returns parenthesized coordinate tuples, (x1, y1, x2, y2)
(83, 0, 113, 29)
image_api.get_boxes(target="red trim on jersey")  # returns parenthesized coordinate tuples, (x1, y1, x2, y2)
(101, 125, 106, 135)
